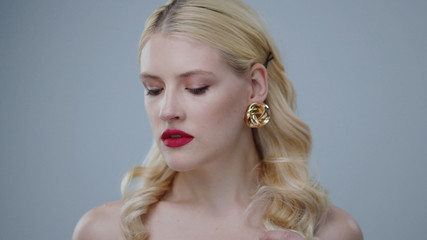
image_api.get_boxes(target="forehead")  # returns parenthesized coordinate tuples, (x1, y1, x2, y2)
(139, 34, 227, 74)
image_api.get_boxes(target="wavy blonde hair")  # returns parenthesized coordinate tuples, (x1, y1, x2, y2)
(121, 0, 330, 239)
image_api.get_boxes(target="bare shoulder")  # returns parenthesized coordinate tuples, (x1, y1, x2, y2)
(315, 205, 363, 240)
(72, 201, 125, 240)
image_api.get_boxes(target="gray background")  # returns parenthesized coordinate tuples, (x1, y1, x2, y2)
(1, 0, 426, 239)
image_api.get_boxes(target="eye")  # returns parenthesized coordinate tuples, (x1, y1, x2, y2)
(187, 86, 209, 95)
(146, 88, 163, 96)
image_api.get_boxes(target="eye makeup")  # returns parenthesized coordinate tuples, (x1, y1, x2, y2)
(186, 86, 209, 95)
(146, 88, 163, 96)
(140, 69, 216, 96)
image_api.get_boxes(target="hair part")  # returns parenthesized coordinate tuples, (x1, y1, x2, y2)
(122, 1, 329, 239)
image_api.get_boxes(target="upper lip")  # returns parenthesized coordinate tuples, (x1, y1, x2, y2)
(161, 129, 194, 140)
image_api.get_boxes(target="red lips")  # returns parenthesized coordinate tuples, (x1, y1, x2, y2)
(161, 129, 194, 148)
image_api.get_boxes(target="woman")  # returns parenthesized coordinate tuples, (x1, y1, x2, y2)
(73, 0, 363, 239)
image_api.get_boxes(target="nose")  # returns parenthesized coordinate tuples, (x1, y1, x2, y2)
(159, 88, 184, 121)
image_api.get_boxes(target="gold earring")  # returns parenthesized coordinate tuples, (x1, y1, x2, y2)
(245, 103, 271, 128)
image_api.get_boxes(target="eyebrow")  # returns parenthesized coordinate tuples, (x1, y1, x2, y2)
(140, 70, 216, 81)
(139, 72, 160, 81)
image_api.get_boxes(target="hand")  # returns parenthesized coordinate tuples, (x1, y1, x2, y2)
(259, 230, 305, 240)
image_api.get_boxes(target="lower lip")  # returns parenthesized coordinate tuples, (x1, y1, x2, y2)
(162, 137, 194, 148)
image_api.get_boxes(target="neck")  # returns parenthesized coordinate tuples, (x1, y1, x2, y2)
(164, 136, 261, 214)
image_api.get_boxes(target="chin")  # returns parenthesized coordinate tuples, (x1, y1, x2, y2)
(163, 156, 200, 172)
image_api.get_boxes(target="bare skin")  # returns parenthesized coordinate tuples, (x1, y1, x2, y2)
(73, 35, 363, 240)
(72, 202, 362, 240)
(72, 202, 125, 240)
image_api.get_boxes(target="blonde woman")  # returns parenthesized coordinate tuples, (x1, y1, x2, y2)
(73, 0, 363, 239)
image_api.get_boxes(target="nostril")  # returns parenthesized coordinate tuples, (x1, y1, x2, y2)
(159, 108, 181, 121)
(158, 92, 183, 121)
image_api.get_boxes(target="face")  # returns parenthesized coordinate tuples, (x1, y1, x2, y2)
(140, 34, 253, 172)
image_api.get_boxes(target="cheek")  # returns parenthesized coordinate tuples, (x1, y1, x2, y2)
(145, 100, 160, 128)
(197, 93, 247, 129)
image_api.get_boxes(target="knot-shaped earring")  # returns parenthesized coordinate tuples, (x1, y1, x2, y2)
(245, 102, 271, 128)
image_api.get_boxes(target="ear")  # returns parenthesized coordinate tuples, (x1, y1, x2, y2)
(248, 63, 268, 103)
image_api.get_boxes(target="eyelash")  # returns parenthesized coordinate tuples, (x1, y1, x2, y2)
(187, 86, 209, 95)
(145, 86, 209, 96)
(146, 89, 162, 96)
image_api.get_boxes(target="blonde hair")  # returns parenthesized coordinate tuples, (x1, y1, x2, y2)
(121, 0, 330, 239)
